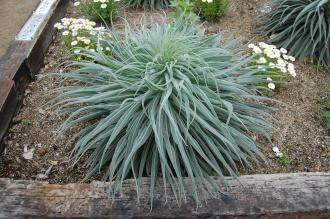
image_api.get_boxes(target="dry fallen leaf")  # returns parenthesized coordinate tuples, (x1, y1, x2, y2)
(22, 145, 35, 160)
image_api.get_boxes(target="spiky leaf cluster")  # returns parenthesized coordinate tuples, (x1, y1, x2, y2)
(125, 0, 171, 9)
(257, 0, 330, 66)
(52, 18, 273, 206)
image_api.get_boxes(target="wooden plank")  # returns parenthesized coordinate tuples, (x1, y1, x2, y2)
(0, 41, 32, 151)
(27, 0, 69, 76)
(0, 79, 18, 153)
(0, 41, 31, 81)
(0, 172, 329, 218)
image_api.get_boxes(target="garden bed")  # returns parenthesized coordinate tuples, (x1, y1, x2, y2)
(0, 0, 329, 183)
(0, 0, 330, 218)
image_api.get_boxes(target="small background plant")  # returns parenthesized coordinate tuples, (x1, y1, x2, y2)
(278, 154, 290, 165)
(194, 0, 230, 22)
(272, 147, 290, 165)
(22, 119, 33, 126)
(74, 0, 118, 22)
(248, 42, 296, 95)
(257, 0, 330, 67)
(169, 0, 198, 22)
(54, 18, 112, 60)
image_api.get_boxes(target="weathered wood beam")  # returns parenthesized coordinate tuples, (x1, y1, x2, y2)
(0, 172, 329, 218)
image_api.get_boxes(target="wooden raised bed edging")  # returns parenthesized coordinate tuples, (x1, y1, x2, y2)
(0, 0, 69, 153)
(0, 172, 329, 218)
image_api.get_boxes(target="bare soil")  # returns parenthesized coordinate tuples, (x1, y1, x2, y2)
(0, 0, 329, 183)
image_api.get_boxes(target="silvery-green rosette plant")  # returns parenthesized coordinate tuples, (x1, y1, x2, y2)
(257, 0, 330, 67)
(51, 17, 274, 207)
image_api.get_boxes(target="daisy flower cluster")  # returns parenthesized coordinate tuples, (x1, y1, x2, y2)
(54, 18, 111, 60)
(248, 42, 296, 92)
(74, 0, 118, 22)
(201, 0, 213, 3)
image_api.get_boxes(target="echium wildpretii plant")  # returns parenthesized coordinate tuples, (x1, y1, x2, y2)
(51, 17, 274, 207)
(257, 0, 330, 67)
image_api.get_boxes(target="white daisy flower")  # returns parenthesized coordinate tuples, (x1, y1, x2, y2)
(258, 42, 268, 48)
(289, 70, 296, 77)
(256, 57, 267, 64)
(83, 39, 91, 44)
(277, 59, 286, 67)
(101, 3, 107, 8)
(288, 56, 295, 62)
(73, 1, 80, 6)
(273, 49, 281, 58)
(264, 49, 275, 58)
(253, 46, 262, 54)
(272, 147, 280, 153)
(268, 83, 275, 90)
(95, 26, 105, 30)
(280, 48, 287, 54)
(71, 41, 78, 46)
(62, 30, 70, 36)
(275, 152, 283, 157)
(280, 67, 287, 73)
(54, 23, 62, 28)
(287, 63, 294, 70)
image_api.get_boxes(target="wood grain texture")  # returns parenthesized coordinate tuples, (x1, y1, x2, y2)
(27, 0, 69, 76)
(0, 79, 18, 153)
(0, 172, 329, 218)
